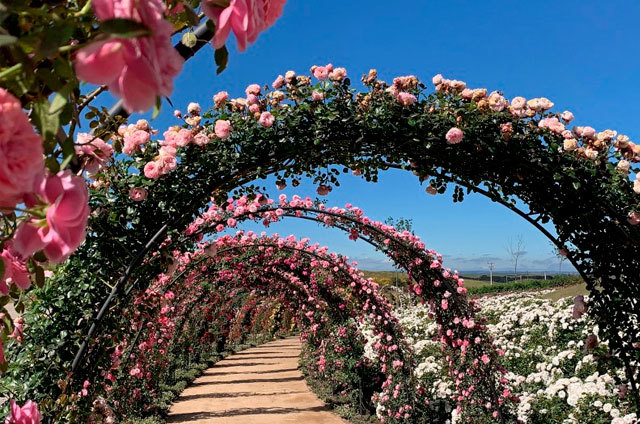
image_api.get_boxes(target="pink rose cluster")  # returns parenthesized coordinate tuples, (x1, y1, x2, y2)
(203, 0, 286, 52)
(75, 133, 114, 175)
(120, 120, 153, 155)
(0, 89, 90, 283)
(74, 0, 184, 112)
(386, 75, 418, 106)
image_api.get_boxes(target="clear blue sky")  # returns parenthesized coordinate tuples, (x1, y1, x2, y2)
(103, 1, 640, 272)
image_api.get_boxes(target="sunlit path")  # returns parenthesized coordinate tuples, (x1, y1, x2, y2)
(167, 337, 347, 424)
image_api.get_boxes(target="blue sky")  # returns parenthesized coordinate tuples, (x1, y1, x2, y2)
(102, 1, 640, 272)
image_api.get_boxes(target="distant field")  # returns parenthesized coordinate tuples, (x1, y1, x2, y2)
(541, 283, 588, 301)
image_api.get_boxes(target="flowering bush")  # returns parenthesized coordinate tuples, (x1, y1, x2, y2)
(395, 291, 638, 424)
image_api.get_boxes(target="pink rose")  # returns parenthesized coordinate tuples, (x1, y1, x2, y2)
(213, 91, 229, 108)
(272, 75, 285, 89)
(0, 89, 45, 209)
(123, 129, 150, 155)
(258, 111, 275, 128)
(510, 96, 526, 110)
(74, 0, 184, 112)
(628, 211, 640, 225)
(144, 161, 160, 179)
(245, 83, 261, 96)
(432, 74, 444, 86)
(445, 127, 464, 144)
(187, 102, 201, 115)
(4, 399, 41, 424)
(561, 110, 574, 122)
(329, 67, 347, 82)
(538, 117, 565, 135)
(75, 133, 114, 175)
(0, 246, 30, 294)
(312, 90, 324, 101)
(312, 65, 331, 81)
(13, 171, 89, 264)
(215, 120, 232, 139)
(396, 92, 417, 106)
(129, 187, 148, 202)
(193, 132, 211, 147)
(203, 0, 286, 52)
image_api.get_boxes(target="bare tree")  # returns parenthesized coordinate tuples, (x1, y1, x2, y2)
(505, 235, 526, 277)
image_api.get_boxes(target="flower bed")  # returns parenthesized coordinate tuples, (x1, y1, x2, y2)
(394, 291, 637, 423)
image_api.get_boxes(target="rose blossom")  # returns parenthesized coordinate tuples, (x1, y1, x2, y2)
(245, 83, 261, 96)
(0, 246, 30, 294)
(203, 0, 286, 52)
(617, 160, 630, 173)
(445, 127, 464, 144)
(272, 75, 285, 89)
(74, 0, 184, 112)
(213, 91, 229, 108)
(13, 171, 89, 264)
(312, 90, 324, 101)
(396, 92, 417, 106)
(129, 187, 148, 202)
(329, 67, 347, 82)
(311, 64, 332, 81)
(187, 102, 201, 115)
(561, 110, 574, 122)
(4, 399, 41, 424)
(0, 89, 45, 209)
(74, 133, 114, 175)
(258, 111, 275, 128)
(215, 120, 232, 139)
(628, 211, 640, 225)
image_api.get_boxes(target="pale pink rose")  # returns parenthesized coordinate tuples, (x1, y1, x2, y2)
(203, 0, 286, 52)
(258, 111, 275, 128)
(245, 84, 261, 96)
(4, 399, 41, 424)
(193, 132, 211, 147)
(487, 91, 507, 112)
(213, 91, 229, 108)
(396, 92, 417, 106)
(272, 75, 285, 89)
(312, 65, 331, 81)
(617, 160, 631, 173)
(0, 89, 45, 209)
(500, 123, 513, 135)
(574, 126, 596, 139)
(173, 109, 182, 118)
(461, 88, 473, 100)
(432, 74, 444, 86)
(561, 110, 574, 122)
(143, 161, 160, 179)
(122, 129, 150, 155)
(13, 171, 89, 264)
(563, 138, 578, 152)
(187, 102, 201, 115)
(634, 180, 640, 194)
(0, 246, 31, 294)
(527, 97, 554, 112)
(215, 120, 232, 139)
(75, 133, 114, 175)
(328, 67, 347, 82)
(248, 104, 261, 114)
(311, 90, 324, 101)
(129, 187, 148, 202)
(538, 117, 565, 134)
(510, 96, 526, 110)
(74, 0, 184, 112)
(284, 70, 296, 83)
(445, 127, 464, 144)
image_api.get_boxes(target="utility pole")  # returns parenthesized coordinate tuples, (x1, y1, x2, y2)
(488, 262, 495, 285)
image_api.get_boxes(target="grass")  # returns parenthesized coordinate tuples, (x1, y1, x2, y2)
(540, 283, 588, 301)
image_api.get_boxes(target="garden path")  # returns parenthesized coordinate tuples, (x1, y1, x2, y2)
(167, 337, 348, 423)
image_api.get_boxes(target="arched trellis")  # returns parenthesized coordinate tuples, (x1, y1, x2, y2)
(7, 68, 640, 422)
(72, 194, 517, 422)
(103, 234, 423, 421)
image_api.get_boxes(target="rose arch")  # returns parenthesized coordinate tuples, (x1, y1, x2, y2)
(3, 66, 640, 423)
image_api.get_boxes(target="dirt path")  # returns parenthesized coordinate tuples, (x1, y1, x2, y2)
(167, 337, 348, 424)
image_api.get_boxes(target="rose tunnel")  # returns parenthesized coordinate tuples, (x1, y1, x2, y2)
(3, 68, 640, 423)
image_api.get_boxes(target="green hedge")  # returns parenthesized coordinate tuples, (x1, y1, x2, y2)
(466, 275, 582, 296)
